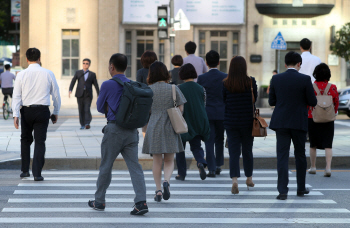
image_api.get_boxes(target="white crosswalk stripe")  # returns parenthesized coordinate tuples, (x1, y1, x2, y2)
(2, 169, 348, 225)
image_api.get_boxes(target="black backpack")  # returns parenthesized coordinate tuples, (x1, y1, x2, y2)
(109, 78, 153, 129)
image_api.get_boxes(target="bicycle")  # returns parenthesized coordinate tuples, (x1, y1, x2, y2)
(3, 95, 12, 120)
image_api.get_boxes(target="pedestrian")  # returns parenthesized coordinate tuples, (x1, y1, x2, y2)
(88, 53, 148, 215)
(0, 64, 16, 102)
(142, 61, 187, 202)
(136, 50, 158, 85)
(299, 38, 322, 82)
(12, 48, 61, 181)
(269, 51, 317, 200)
(223, 56, 257, 194)
(169, 55, 184, 85)
(266, 70, 278, 94)
(69, 58, 99, 130)
(308, 63, 339, 177)
(197, 50, 227, 177)
(175, 63, 210, 181)
(183, 41, 207, 82)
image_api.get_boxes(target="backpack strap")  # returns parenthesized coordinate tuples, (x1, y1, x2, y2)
(313, 83, 321, 96)
(324, 83, 332, 95)
(110, 77, 124, 86)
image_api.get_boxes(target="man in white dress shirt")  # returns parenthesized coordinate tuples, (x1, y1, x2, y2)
(299, 38, 322, 82)
(12, 48, 61, 181)
(183, 41, 207, 82)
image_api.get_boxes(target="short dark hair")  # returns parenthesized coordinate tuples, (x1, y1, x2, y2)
(109, 53, 127, 72)
(313, 63, 331, 82)
(179, 63, 198, 80)
(141, 51, 158, 69)
(285, 51, 302, 66)
(26, 48, 41, 62)
(171, 55, 183, 66)
(206, 50, 220, 68)
(185, 41, 197, 54)
(4, 64, 11, 70)
(300, 38, 311, 50)
(273, 70, 278, 74)
(83, 58, 91, 64)
(147, 61, 170, 85)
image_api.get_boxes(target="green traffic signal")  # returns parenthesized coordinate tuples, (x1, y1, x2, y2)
(159, 18, 167, 27)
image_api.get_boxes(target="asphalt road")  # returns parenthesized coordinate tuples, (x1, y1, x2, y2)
(1, 169, 350, 228)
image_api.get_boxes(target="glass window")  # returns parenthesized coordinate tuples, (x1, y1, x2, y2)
(62, 30, 80, 76)
(211, 31, 219, 37)
(159, 40, 165, 63)
(273, 20, 278, 25)
(145, 31, 154, 36)
(199, 31, 206, 60)
(220, 41, 227, 58)
(125, 31, 132, 78)
(312, 20, 316, 26)
(283, 20, 287, 25)
(137, 40, 145, 57)
(211, 41, 219, 52)
(302, 20, 307, 25)
(292, 20, 297, 25)
(233, 32, 239, 56)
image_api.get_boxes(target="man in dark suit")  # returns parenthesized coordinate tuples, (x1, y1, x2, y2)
(69, 58, 99, 130)
(197, 50, 227, 177)
(269, 51, 317, 200)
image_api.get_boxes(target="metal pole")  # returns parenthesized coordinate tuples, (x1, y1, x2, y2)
(169, 0, 175, 70)
(277, 49, 280, 73)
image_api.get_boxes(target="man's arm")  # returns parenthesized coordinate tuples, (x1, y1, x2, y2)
(93, 73, 100, 96)
(12, 74, 22, 129)
(305, 77, 317, 107)
(202, 59, 208, 73)
(68, 71, 79, 97)
(50, 72, 61, 118)
(268, 79, 277, 106)
(96, 82, 107, 114)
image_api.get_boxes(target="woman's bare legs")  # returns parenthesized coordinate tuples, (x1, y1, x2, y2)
(163, 153, 175, 183)
(152, 154, 163, 195)
(309, 147, 317, 168)
(325, 148, 333, 171)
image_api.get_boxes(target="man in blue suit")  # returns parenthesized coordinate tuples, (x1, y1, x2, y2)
(269, 51, 317, 200)
(197, 50, 227, 177)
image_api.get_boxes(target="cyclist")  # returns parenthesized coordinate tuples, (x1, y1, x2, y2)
(0, 64, 16, 102)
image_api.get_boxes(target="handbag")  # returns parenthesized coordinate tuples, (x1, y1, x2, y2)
(167, 85, 188, 134)
(250, 78, 268, 137)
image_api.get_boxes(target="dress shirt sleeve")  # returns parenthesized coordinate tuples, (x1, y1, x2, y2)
(12, 73, 23, 117)
(50, 72, 61, 115)
(96, 82, 108, 114)
(202, 59, 208, 74)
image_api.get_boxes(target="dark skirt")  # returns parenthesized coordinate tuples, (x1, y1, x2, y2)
(308, 118, 334, 149)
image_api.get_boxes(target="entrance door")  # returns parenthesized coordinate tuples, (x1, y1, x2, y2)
(276, 42, 301, 73)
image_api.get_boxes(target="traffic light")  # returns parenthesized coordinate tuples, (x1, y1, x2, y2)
(157, 6, 168, 39)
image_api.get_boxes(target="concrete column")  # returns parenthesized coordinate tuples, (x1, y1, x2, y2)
(20, 0, 29, 68)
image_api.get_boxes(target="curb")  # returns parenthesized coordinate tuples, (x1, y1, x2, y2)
(1, 156, 350, 170)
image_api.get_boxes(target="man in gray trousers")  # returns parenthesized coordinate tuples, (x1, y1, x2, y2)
(88, 53, 148, 215)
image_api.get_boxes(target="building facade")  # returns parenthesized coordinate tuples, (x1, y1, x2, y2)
(20, 0, 350, 107)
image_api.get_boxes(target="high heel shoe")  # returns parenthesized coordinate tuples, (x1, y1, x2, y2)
(246, 178, 255, 190)
(231, 182, 239, 194)
(154, 190, 162, 202)
(324, 169, 331, 177)
(308, 167, 316, 174)
(163, 181, 170, 200)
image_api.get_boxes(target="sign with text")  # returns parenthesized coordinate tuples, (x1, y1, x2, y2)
(11, 0, 21, 23)
(122, 0, 244, 24)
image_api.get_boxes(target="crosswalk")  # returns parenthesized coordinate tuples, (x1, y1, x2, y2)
(1, 169, 350, 226)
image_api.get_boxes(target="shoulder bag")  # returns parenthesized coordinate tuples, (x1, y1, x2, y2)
(251, 78, 268, 137)
(167, 85, 188, 134)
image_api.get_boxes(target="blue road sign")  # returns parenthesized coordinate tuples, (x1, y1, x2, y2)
(271, 32, 287, 50)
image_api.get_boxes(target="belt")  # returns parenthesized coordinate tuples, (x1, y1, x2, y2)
(107, 120, 116, 124)
(25, 105, 49, 107)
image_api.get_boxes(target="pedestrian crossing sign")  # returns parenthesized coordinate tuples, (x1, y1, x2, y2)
(271, 32, 287, 50)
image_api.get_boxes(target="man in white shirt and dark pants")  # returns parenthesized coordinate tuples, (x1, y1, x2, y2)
(299, 38, 322, 82)
(12, 48, 61, 181)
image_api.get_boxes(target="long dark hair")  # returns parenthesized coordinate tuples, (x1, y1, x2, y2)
(224, 56, 250, 93)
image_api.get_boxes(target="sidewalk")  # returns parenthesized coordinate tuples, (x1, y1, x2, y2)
(1, 108, 349, 170)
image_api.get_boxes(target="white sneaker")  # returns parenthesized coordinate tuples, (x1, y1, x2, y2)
(324, 169, 331, 177)
(308, 167, 316, 174)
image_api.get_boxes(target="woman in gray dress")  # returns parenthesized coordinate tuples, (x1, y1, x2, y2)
(142, 61, 187, 202)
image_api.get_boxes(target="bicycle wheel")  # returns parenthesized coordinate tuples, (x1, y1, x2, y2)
(3, 102, 9, 120)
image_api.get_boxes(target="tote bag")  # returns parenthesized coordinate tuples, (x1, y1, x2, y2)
(167, 85, 188, 134)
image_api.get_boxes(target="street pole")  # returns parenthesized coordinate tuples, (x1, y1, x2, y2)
(169, 0, 175, 70)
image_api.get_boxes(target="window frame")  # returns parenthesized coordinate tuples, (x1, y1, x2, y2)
(62, 29, 80, 77)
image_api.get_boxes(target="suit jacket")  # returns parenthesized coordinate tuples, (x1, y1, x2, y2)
(69, 70, 99, 99)
(269, 69, 317, 132)
(197, 69, 227, 120)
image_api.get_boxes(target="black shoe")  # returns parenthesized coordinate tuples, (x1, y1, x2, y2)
(216, 167, 222, 175)
(130, 201, 149, 215)
(163, 181, 170, 200)
(207, 171, 216, 178)
(154, 190, 162, 202)
(198, 163, 206, 180)
(175, 175, 185, 181)
(297, 188, 310, 196)
(34, 176, 44, 181)
(88, 200, 105, 211)
(276, 194, 288, 200)
(20, 172, 30, 178)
